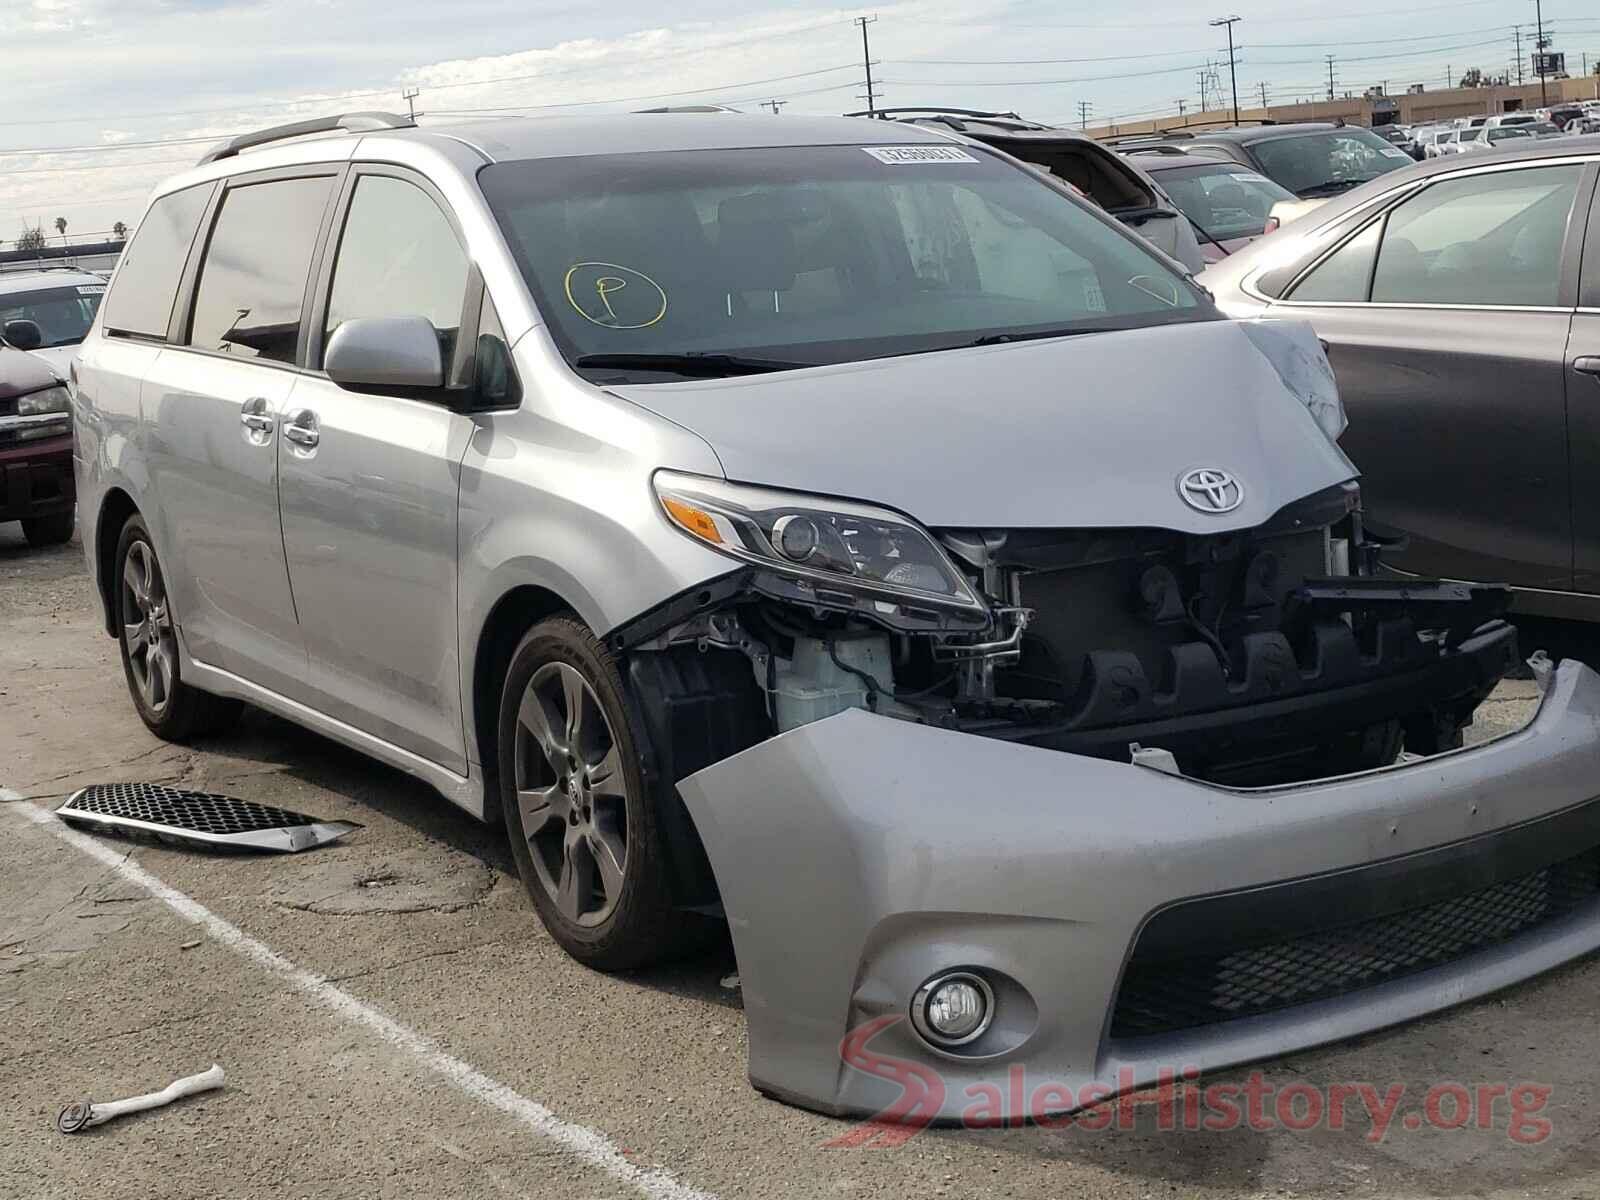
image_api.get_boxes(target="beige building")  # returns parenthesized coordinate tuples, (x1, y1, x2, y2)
(1088, 74, 1600, 139)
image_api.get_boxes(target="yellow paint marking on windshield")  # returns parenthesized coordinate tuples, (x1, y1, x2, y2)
(563, 262, 668, 329)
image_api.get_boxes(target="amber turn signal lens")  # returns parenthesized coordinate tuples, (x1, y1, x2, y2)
(661, 496, 724, 545)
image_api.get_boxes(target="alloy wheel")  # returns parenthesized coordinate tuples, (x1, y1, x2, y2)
(121, 540, 177, 716)
(513, 662, 630, 927)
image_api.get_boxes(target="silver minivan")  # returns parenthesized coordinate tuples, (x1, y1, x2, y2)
(73, 111, 1600, 1121)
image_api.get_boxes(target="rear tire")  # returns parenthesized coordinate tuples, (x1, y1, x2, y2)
(114, 515, 241, 741)
(498, 615, 704, 969)
(21, 510, 74, 547)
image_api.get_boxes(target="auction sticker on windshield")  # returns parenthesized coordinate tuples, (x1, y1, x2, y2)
(862, 146, 980, 164)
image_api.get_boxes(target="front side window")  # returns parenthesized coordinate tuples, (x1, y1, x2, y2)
(1249, 129, 1412, 197)
(323, 174, 469, 366)
(187, 176, 334, 363)
(479, 145, 1211, 381)
(1370, 165, 1581, 307)
(101, 184, 211, 339)
(0, 284, 103, 347)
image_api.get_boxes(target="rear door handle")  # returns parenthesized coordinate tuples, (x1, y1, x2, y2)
(283, 410, 320, 448)
(1574, 356, 1600, 378)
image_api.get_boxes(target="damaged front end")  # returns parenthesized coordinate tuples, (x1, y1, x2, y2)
(622, 469, 1517, 790)
(602, 457, 1600, 1124)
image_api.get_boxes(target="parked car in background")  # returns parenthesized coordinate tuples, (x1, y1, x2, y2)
(1117, 147, 1300, 259)
(1540, 105, 1586, 130)
(1421, 128, 1457, 158)
(0, 339, 75, 546)
(853, 108, 1205, 271)
(1460, 125, 1534, 153)
(1201, 135, 1600, 619)
(1109, 122, 1415, 201)
(0, 268, 106, 374)
(1484, 113, 1538, 129)
(1373, 123, 1422, 160)
(1565, 116, 1600, 136)
(1523, 121, 1565, 140)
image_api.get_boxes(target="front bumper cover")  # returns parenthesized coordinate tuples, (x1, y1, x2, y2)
(678, 659, 1600, 1121)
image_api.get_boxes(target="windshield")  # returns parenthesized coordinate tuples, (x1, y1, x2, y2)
(1486, 127, 1532, 142)
(479, 145, 1209, 381)
(1152, 163, 1296, 241)
(1250, 128, 1412, 196)
(0, 281, 104, 348)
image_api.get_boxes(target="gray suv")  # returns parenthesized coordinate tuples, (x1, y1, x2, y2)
(74, 111, 1600, 1122)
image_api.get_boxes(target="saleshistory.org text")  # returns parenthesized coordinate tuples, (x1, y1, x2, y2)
(825, 1016, 1554, 1148)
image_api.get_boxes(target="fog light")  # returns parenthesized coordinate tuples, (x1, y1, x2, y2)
(911, 971, 994, 1048)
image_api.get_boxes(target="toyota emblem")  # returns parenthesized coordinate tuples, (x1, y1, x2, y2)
(1178, 467, 1245, 515)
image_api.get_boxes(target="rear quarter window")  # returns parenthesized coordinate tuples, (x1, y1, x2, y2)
(101, 184, 213, 339)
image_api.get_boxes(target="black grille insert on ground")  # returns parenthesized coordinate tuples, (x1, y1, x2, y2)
(57, 783, 360, 853)
(1112, 847, 1600, 1039)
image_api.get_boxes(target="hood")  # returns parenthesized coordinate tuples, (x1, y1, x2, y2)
(26, 344, 78, 376)
(611, 318, 1356, 534)
(0, 345, 63, 400)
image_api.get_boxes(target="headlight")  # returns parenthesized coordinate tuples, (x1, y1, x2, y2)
(17, 385, 71, 417)
(654, 470, 984, 613)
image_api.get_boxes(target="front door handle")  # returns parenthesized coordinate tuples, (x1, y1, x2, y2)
(283, 410, 320, 448)
(1574, 356, 1600, 378)
(239, 396, 274, 444)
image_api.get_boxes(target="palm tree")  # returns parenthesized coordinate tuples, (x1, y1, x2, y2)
(54, 216, 67, 246)
(112, 221, 128, 241)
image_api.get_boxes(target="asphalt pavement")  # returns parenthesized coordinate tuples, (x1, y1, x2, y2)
(3, 523, 1598, 1200)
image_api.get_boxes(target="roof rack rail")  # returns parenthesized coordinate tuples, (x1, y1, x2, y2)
(1101, 131, 1194, 145)
(843, 106, 1025, 121)
(1118, 144, 1192, 156)
(196, 112, 414, 166)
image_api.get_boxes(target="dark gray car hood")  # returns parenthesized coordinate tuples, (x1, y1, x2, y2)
(0, 344, 62, 400)
(611, 318, 1357, 534)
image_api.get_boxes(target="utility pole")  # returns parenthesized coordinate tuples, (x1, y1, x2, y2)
(1325, 54, 1336, 101)
(1446, 64, 1452, 87)
(855, 15, 880, 117)
(760, 99, 787, 114)
(401, 87, 420, 120)
(1210, 16, 1242, 125)
(1534, 0, 1548, 106)
(1077, 100, 1093, 130)
(1197, 68, 1210, 112)
(1513, 26, 1524, 86)
(1258, 80, 1269, 111)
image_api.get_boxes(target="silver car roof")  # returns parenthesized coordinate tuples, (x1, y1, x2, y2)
(152, 113, 964, 200)
(0, 268, 107, 294)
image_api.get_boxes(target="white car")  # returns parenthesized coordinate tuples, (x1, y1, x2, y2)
(0, 268, 107, 374)
(1458, 125, 1535, 153)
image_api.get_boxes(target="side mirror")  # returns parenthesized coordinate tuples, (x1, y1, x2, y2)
(324, 316, 443, 389)
(4, 319, 43, 351)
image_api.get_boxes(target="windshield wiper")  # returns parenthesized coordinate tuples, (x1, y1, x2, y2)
(1297, 179, 1364, 198)
(573, 352, 811, 377)
(965, 327, 1109, 347)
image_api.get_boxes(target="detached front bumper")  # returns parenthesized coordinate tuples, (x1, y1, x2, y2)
(678, 660, 1600, 1121)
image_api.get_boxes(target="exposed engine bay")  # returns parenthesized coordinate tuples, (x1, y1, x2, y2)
(624, 477, 1517, 793)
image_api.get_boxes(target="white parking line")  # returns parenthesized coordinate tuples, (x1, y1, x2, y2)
(2, 788, 717, 1200)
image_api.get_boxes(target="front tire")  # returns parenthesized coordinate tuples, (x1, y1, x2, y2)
(114, 515, 240, 740)
(21, 510, 74, 547)
(497, 615, 699, 969)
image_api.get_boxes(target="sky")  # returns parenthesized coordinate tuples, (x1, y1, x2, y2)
(5, 0, 1599, 242)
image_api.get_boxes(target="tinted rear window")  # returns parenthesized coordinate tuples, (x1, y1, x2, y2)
(187, 176, 334, 364)
(101, 184, 212, 339)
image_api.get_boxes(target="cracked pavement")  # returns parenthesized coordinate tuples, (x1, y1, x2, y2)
(5, 523, 1600, 1200)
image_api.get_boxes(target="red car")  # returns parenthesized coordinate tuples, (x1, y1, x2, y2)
(0, 337, 74, 546)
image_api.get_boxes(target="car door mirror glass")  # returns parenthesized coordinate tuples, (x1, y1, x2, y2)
(3, 319, 43, 351)
(324, 316, 444, 389)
